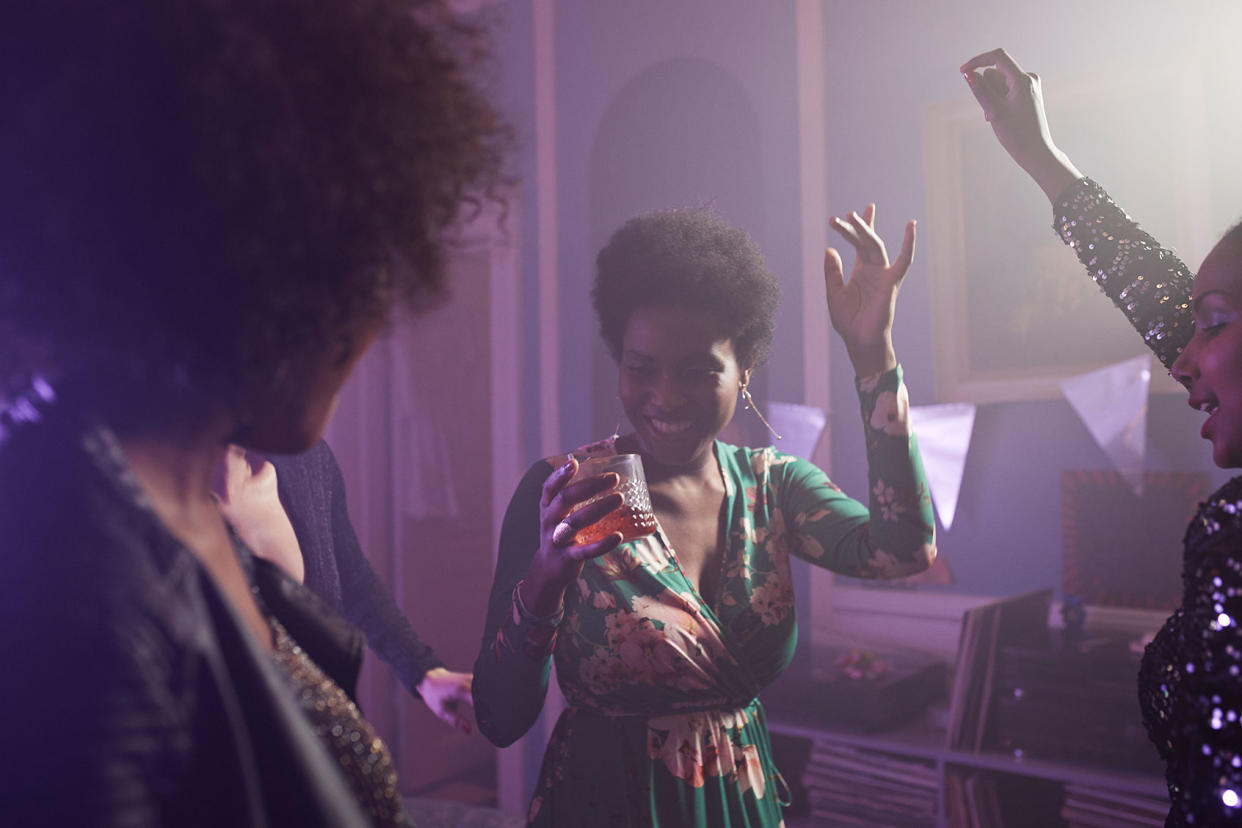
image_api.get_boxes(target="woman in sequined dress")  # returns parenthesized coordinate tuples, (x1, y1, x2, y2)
(963, 47, 1242, 826)
(472, 207, 937, 826)
(0, 2, 507, 825)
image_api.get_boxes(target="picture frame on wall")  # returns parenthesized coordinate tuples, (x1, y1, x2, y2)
(922, 64, 1213, 404)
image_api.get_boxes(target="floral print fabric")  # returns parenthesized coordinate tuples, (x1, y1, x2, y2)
(473, 366, 935, 827)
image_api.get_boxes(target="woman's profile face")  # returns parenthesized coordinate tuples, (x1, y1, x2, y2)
(617, 305, 749, 470)
(1173, 239, 1242, 468)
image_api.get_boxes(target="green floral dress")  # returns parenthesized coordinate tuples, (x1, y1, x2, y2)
(473, 366, 935, 827)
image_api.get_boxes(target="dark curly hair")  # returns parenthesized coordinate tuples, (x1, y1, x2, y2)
(592, 208, 780, 369)
(0, 0, 510, 412)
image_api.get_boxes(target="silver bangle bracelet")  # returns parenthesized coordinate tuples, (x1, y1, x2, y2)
(513, 579, 564, 626)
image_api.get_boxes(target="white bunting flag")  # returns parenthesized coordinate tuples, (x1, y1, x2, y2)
(908, 403, 976, 531)
(1060, 355, 1151, 496)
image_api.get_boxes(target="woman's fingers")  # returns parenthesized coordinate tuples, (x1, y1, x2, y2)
(832, 212, 884, 263)
(422, 671, 475, 735)
(827, 210, 916, 285)
(962, 48, 1027, 120)
(828, 214, 861, 249)
(963, 69, 997, 119)
(822, 247, 846, 300)
(982, 66, 1011, 100)
(539, 458, 578, 510)
(542, 468, 617, 525)
(960, 47, 1025, 80)
(564, 531, 624, 562)
(551, 491, 623, 546)
(891, 220, 917, 281)
(844, 210, 887, 264)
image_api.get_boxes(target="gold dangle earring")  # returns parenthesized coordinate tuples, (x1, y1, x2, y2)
(739, 381, 783, 441)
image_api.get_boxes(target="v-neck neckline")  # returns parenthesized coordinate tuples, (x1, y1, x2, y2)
(649, 440, 733, 620)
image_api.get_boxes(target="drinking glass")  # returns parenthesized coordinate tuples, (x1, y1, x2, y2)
(570, 454, 658, 544)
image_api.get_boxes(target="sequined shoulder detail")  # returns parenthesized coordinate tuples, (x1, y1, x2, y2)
(1052, 177, 1193, 369)
(269, 619, 412, 827)
(1185, 478, 1242, 558)
(1138, 476, 1242, 825)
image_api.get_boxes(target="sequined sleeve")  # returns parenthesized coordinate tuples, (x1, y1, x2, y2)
(1163, 482, 1242, 824)
(1052, 177, 1194, 370)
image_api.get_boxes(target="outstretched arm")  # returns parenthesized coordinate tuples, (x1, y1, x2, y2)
(322, 446, 481, 733)
(960, 48, 1194, 370)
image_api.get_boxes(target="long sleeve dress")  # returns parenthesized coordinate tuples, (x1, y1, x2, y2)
(268, 440, 446, 697)
(1054, 177, 1242, 826)
(472, 366, 936, 827)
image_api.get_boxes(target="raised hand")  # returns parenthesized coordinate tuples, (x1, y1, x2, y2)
(825, 205, 915, 378)
(213, 445, 305, 583)
(960, 48, 1082, 202)
(520, 457, 624, 616)
(416, 668, 476, 735)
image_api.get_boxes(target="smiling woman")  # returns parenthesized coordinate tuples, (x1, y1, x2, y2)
(472, 207, 936, 827)
(619, 305, 752, 468)
(1172, 230, 1242, 468)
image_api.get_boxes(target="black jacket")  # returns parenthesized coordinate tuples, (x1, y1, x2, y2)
(0, 404, 371, 827)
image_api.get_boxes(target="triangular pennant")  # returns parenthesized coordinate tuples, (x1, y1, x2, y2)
(1060, 355, 1150, 496)
(908, 403, 976, 531)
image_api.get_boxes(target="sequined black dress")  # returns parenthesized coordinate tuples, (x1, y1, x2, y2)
(1055, 177, 1242, 826)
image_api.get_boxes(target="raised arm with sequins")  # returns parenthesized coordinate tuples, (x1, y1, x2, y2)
(960, 48, 1193, 369)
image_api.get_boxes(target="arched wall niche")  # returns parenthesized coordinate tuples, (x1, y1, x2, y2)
(585, 57, 767, 442)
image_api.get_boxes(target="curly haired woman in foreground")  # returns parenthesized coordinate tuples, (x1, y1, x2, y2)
(0, 1, 507, 824)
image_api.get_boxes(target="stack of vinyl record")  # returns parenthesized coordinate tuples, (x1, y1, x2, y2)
(946, 589, 1053, 753)
(990, 639, 1159, 772)
(1060, 783, 1168, 827)
(801, 739, 938, 827)
(945, 770, 1003, 828)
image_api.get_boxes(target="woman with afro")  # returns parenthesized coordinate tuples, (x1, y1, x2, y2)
(474, 206, 936, 826)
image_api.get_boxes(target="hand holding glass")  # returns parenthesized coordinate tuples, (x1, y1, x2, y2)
(569, 454, 658, 544)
